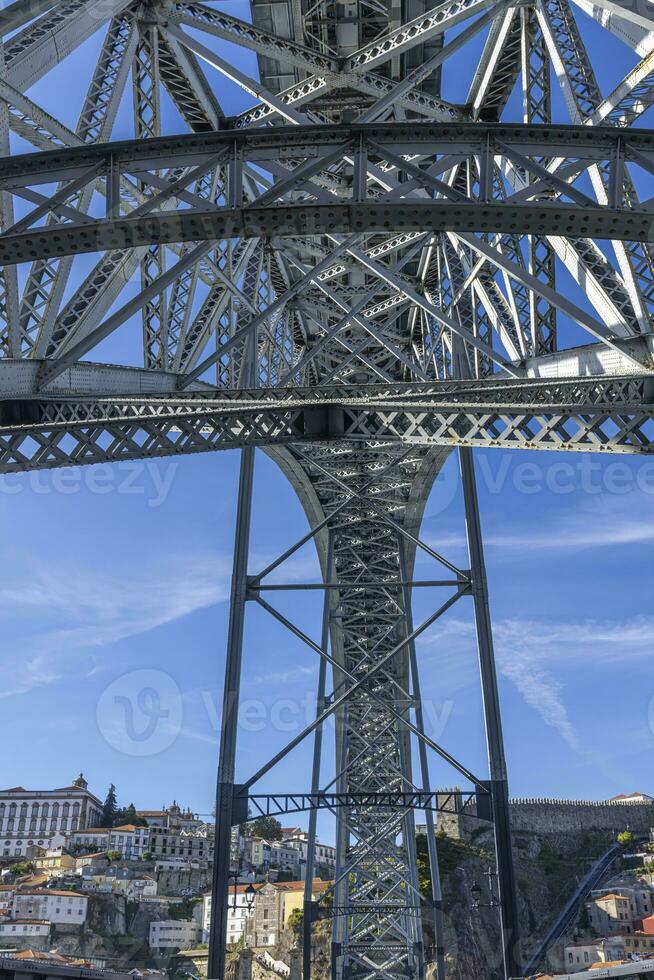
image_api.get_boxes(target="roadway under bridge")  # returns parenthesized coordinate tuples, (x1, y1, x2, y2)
(1, 0, 654, 978)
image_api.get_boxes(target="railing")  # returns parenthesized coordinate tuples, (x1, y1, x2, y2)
(521, 843, 621, 978)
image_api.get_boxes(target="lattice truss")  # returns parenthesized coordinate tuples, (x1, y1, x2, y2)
(2, 0, 654, 977)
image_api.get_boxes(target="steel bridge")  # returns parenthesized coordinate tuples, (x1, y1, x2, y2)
(1, 0, 654, 977)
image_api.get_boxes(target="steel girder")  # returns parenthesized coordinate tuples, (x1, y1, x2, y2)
(0, 375, 652, 471)
(1, 124, 654, 269)
(3, 0, 654, 978)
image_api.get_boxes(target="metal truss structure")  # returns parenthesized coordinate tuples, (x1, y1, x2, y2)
(2, 0, 654, 978)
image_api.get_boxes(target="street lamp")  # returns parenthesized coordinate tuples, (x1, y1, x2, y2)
(471, 868, 500, 910)
(245, 884, 256, 911)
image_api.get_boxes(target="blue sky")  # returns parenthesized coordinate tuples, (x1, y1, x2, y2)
(1, 2, 653, 840)
(3, 447, 654, 837)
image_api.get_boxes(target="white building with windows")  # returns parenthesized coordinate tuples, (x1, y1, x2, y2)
(12, 890, 88, 925)
(69, 828, 110, 851)
(268, 841, 301, 873)
(108, 824, 150, 860)
(563, 937, 626, 971)
(149, 919, 200, 950)
(202, 885, 260, 946)
(0, 885, 14, 912)
(0, 775, 102, 857)
(0, 919, 51, 941)
(284, 836, 336, 875)
(149, 826, 213, 865)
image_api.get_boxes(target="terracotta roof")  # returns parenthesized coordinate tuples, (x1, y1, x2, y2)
(111, 824, 146, 832)
(7, 951, 67, 961)
(0, 787, 26, 793)
(17, 889, 86, 897)
(6, 950, 90, 965)
(72, 828, 110, 834)
(204, 883, 263, 897)
(610, 792, 651, 800)
(4, 919, 50, 925)
(274, 879, 329, 893)
(594, 893, 630, 902)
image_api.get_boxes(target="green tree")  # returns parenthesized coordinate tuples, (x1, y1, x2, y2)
(102, 784, 118, 826)
(106, 850, 122, 862)
(10, 861, 34, 876)
(114, 802, 147, 827)
(250, 816, 282, 841)
(617, 831, 635, 848)
(415, 834, 433, 898)
(287, 908, 303, 939)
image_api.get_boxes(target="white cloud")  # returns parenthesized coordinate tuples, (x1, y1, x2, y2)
(0, 554, 232, 699)
(249, 664, 316, 686)
(486, 521, 654, 551)
(419, 611, 654, 751)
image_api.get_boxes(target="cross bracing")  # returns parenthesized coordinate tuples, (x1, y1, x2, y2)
(2, 0, 654, 978)
(0, 376, 653, 471)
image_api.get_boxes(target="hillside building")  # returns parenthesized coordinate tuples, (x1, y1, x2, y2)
(0, 775, 102, 857)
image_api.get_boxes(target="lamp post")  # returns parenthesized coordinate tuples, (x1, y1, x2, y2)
(471, 868, 500, 910)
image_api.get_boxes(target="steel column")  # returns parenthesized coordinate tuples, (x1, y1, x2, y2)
(208, 445, 255, 980)
(459, 446, 521, 980)
(303, 537, 334, 980)
(399, 538, 446, 980)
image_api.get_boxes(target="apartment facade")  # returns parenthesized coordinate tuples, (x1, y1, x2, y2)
(586, 893, 636, 934)
(563, 937, 626, 971)
(201, 884, 261, 946)
(149, 919, 200, 950)
(248, 879, 329, 947)
(69, 828, 110, 852)
(0, 919, 50, 942)
(149, 826, 213, 864)
(108, 824, 150, 860)
(12, 890, 88, 925)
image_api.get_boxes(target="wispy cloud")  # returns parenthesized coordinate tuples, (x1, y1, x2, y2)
(0, 554, 232, 699)
(486, 521, 654, 551)
(249, 664, 316, 686)
(419, 611, 654, 750)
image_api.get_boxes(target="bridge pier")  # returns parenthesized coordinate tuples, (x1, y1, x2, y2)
(461, 448, 521, 979)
